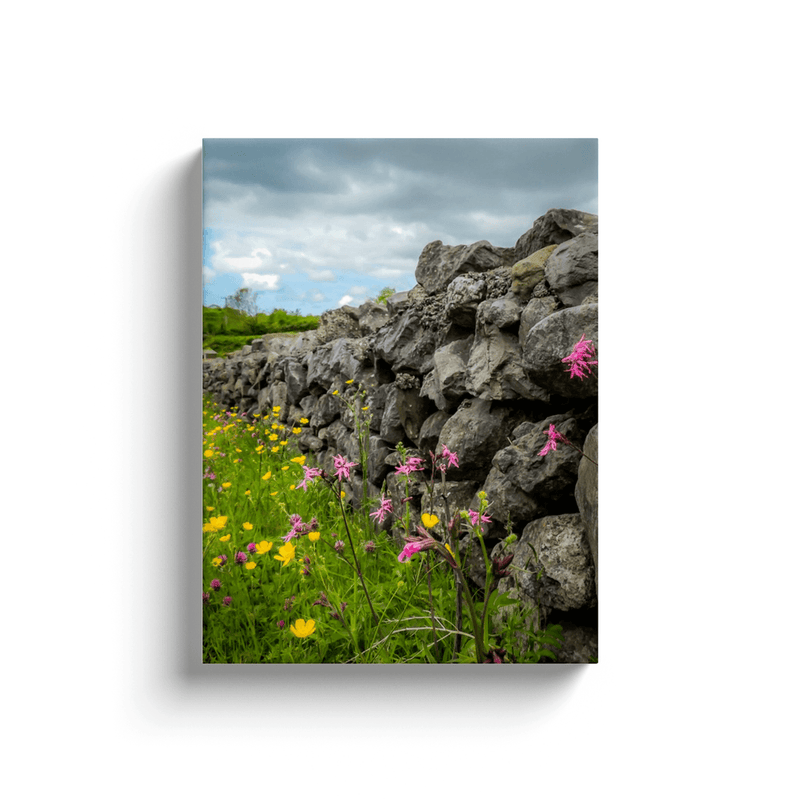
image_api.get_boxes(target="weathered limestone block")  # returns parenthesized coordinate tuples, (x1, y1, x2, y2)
(574, 423, 598, 593)
(437, 398, 529, 482)
(523, 304, 598, 399)
(544, 233, 598, 307)
(372, 308, 437, 374)
(511, 244, 558, 301)
(513, 208, 598, 262)
(519, 296, 560, 345)
(466, 323, 549, 402)
(415, 239, 516, 295)
(478, 413, 584, 531)
(444, 274, 487, 328)
(419, 336, 473, 412)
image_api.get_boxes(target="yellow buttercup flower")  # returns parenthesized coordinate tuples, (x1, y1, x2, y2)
(345, 379, 354, 384)
(300, 418, 309, 424)
(421, 513, 439, 529)
(255, 541, 273, 555)
(308, 530, 320, 542)
(290, 618, 316, 638)
(280, 440, 287, 446)
(269, 433, 279, 441)
(206, 506, 215, 511)
(244, 490, 251, 496)
(292, 427, 302, 435)
(290, 455, 306, 465)
(270, 491, 278, 496)
(203, 515, 228, 533)
(272, 423, 279, 430)
(242, 522, 253, 531)
(211, 557, 222, 567)
(332, 390, 339, 396)
(271, 446, 279, 453)
(272, 406, 281, 413)
(219, 534, 231, 542)
(445, 543, 455, 559)
(222, 482, 232, 489)
(204, 449, 214, 458)
(261, 471, 272, 481)
(281, 465, 289, 471)
(274, 542, 296, 567)
(245, 561, 256, 570)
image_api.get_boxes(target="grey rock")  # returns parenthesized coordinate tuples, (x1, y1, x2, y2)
(475, 295, 523, 330)
(519, 296, 560, 344)
(379, 385, 406, 444)
(437, 398, 529, 481)
(510, 244, 558, 301)
(417, 410, 450, 456)
(356, 300, 391, 335)
(523, 304, 598, 398)
(523, 514, 596, 612)
(574, 424, 598, 593)
(478, 414, 584, 532)
(372, 308, 437, 374)
(513, 208, 599, 262)
(415, 239, 516, 295)
(465, 323, 549, 402)
(544, 233, 598, 307)
(443, 274, 487, 327)
(386, 290, 411, 316)
(284, 360, 308, 407)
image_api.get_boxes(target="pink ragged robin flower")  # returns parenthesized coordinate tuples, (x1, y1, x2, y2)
(468, 509, 492, 527)
(562, 334, 598, 380)
(333, 454, 357, 481)
(538, 424, 569, 456)
(395, 456, 424, 476)
(369, 495, 393, 523)
(439, 445, 459, 471)
(297, 465, 323, 491)
(397, 528, 439, 563)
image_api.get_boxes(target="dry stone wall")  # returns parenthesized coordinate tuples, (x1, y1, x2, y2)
(203, 208, 599, 660)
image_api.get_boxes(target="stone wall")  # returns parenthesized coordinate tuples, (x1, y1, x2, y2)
(203, 208, 599, 661)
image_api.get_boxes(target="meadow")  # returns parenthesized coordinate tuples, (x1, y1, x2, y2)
(203, 306, 319, 356)
(202, 389, 567, 664)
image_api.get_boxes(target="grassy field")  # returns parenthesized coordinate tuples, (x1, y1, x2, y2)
(203, 306, 319, 356)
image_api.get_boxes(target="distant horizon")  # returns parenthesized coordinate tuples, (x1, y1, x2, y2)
(202, 139, 597, 317)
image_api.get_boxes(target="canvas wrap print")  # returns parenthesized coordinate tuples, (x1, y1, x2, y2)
(201, 139, 598, 663)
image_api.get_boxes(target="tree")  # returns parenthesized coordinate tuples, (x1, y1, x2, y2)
(224, 287, 259, 316)
(374, 286, 396, 305)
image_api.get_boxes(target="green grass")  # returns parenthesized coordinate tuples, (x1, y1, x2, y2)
(202, 393, 563, 664)
(203, 306, 319, 355)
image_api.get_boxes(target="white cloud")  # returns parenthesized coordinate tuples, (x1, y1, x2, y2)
(305, 269, 336, 282)
(242, 273, 281, 291)
(349, 286, 368, 296)
(202, 265, 215, 281)
(338, 295, 354, 307)
(312, 292, 325, 302)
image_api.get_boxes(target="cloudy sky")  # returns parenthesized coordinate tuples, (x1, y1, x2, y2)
(202, 139, 598, 316)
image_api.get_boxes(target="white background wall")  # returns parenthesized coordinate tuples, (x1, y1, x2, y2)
(3, 2, 797, 798)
